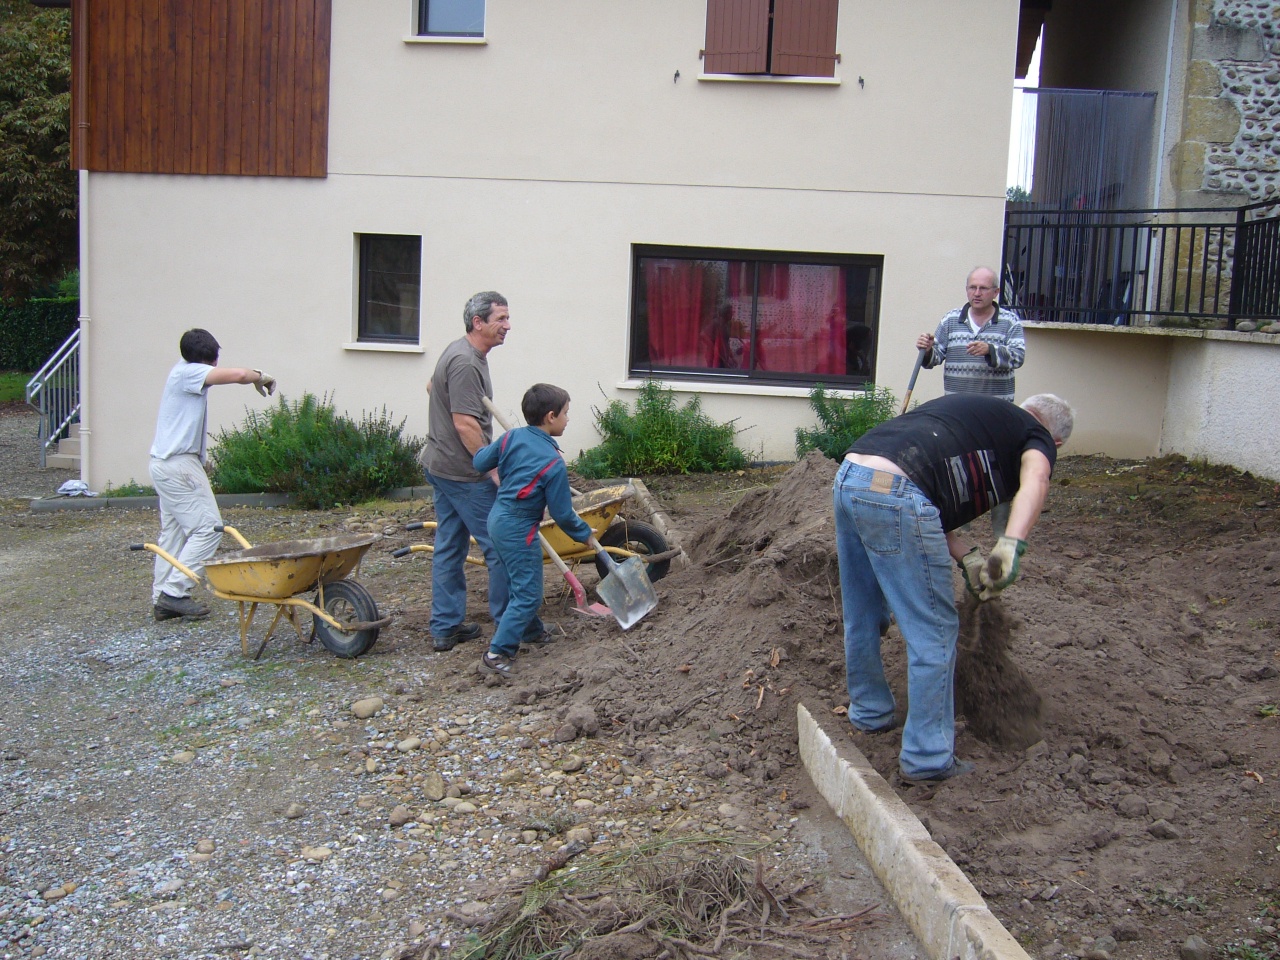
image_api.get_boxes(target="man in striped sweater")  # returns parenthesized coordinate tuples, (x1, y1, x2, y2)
(914, 266, 1027, 536)
(915, 266, 1025, 401)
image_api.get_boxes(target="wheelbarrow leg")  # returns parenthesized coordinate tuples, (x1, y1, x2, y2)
(238, 601, 260, 658)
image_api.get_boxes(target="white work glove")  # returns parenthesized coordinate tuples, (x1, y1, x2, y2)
(252, 370, 277, 397)
(978, 535, 1027, 600)
(957, 547, 986, 601)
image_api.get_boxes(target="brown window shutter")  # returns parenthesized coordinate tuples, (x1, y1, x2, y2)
(771, 0, 839, 78)
(703, 0, 769, 74)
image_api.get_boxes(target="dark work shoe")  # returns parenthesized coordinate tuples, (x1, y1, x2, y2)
(900, 759, 975, 786)
(432, 621, 482, 652)
(521, 623, 564, 647)
(154, 593, 211, 621)
(479, 651, 513, 679)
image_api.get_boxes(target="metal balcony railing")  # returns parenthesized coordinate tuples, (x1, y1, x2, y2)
(25, 327, 80, 467)
(1002, 198, 1280, 329)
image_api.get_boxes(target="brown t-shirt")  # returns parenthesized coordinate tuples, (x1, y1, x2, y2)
(421, 337, 493, 482)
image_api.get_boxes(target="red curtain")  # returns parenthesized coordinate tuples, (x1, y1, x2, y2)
(645, 260, 710, 367)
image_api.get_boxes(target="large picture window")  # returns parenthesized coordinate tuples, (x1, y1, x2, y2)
(358, 234, 421, 343)
(418, 0, 485, 37)
(630, 245, 881, 387)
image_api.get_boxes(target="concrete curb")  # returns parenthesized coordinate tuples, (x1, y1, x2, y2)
(797, 703, 1030, 960)
(27, 486, 434, 513)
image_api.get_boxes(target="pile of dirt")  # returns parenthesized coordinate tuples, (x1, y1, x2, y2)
(508, 450, 1280, 960)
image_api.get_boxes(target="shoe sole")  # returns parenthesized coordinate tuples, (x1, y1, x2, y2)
(154, 607, 210, 622)
(479, 658, 512, 679)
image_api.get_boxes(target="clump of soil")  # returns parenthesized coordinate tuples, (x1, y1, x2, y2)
(955, 594, 1043, 749)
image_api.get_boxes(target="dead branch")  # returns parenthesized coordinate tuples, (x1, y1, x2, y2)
(532, 838, 588, 881)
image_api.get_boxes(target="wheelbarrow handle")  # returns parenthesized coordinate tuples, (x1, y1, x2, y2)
(391, 547, 412, 558)
(130, 541, 203, 585)
(405, 521, 425, 531)
(213, 524, 252, 549)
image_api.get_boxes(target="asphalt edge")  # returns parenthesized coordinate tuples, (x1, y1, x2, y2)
(797, 702, 1031, 960)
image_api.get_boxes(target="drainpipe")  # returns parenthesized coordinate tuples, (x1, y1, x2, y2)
(1153, 0, 1180, 208)
(77, 168, 90, 486)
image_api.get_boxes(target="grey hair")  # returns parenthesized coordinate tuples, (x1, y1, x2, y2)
(967, 266, 999, 287)
(1021, 393, 1075, 444)
(463, 291, 508, 332)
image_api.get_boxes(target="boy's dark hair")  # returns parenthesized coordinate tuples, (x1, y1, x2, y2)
(180, 329, 220, 365)
(522, 383, 570, 426)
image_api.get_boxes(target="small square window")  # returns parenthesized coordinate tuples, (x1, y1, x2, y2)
(418, 0, 485, 37)
(358, 234, 421, 343)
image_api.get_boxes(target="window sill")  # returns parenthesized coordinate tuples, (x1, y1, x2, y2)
(697, 73, 839, 85)
(619, 378, 859, 399)
(403, 35, 487, 45)
(343, 341, 425, 354)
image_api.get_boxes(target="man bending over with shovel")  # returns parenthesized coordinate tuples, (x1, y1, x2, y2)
(833, 392, 1073, 784)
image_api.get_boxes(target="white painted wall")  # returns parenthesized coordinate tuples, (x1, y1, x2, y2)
(81, 0, 1022, 488)
(1163, 336, 1280, 479)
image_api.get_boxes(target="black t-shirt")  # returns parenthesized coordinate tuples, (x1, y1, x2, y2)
(847, 394, 1056, 531)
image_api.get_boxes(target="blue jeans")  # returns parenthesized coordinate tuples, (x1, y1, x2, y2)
(426, 472, 509, 638)
(833, 459, 960, 779)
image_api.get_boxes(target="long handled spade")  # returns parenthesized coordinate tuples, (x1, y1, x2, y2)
(900, 347, 927, 416)
(480, 397, 611, 618)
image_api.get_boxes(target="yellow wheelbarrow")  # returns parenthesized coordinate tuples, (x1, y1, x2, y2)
(131, 525, 390, 660)
(394, 483, 677, 583)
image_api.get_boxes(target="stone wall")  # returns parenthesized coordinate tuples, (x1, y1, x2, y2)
(1190, 0, 1280, 201)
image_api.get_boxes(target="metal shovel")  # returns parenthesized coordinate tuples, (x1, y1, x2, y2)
(589, 536, 658, 630)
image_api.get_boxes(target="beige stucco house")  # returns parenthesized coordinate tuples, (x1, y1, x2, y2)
(68, 0, 1280, 487)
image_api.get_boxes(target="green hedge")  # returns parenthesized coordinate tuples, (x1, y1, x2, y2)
(0, 297, 78, 370)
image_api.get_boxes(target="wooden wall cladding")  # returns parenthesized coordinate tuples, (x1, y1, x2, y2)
(71, 0, 331, 177)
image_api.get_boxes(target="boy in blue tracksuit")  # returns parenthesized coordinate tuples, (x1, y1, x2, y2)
(472, 383, 594, 679)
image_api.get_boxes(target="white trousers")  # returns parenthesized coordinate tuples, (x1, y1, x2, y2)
(148, 454, 223, 601)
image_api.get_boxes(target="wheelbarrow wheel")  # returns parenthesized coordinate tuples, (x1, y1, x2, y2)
(312, 579, 380, 659)
(594, 520, 671, 583)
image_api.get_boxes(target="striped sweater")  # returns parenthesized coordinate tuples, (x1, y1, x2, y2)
(923, 303, 1026, 400)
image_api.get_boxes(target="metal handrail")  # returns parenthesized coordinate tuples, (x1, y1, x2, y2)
(25, 327, 80, 468)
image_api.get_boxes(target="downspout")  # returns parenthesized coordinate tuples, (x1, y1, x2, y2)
(72, 0, 90, 485)
(1153, 0, 1180, 207)
(77, 169, 89, 486)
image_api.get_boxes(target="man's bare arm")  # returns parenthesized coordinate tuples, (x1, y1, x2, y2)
(1003, 449, 1053, 542)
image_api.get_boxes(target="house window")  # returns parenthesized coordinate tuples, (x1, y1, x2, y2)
(630, 245, 881, 387)
(358, 234, 421, 343)
(703, 0, 839, 77)
(418, 0, 485, 37)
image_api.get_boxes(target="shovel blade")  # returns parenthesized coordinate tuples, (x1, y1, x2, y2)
(595, 556, 658, 629)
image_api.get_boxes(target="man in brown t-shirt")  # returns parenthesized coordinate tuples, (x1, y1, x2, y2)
(420, 291, 511, 651)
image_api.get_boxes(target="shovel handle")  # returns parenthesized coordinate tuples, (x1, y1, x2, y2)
(900, 347, 926, 416)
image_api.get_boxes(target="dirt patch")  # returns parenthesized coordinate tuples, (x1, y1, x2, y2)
(503, 451, 1280, 960)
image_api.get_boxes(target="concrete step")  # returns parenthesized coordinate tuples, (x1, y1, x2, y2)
(57, 437, 80, 456)
(67, 423, 80, 439)
(46, 452, 79, 470)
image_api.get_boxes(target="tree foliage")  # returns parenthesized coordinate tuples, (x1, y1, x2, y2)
(0, 4, 76, 299)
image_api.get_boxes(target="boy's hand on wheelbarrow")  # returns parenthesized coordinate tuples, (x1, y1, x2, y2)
(253, 370, 277, 397)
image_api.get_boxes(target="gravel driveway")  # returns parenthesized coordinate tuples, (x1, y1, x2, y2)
(0, 412, 919, 960)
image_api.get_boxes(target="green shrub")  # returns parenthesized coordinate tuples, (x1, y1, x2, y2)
(208, 392, 424, 508)
(572, 381, 746, 477)
(0, 297, 78, 370)
(795, 384, 899, 460)
(99, 479, 156, 498)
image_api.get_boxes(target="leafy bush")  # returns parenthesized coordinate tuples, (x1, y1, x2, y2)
(209, 393, 424, 508)
(99, 479, 156, 498)
(795, 384, 899, 460)
(0, 296, 77, 370)
(572, 381, 746, 477)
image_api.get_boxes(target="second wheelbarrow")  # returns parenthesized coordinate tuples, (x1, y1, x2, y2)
(132, 525, 390, 660)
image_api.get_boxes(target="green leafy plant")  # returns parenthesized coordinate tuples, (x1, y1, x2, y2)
(0, 370, 28, 403)
(208, 392, 424, 508)
(795, 384, 899, 460)
(99, 479, 156, 498)
(572, 381, 746, 478)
